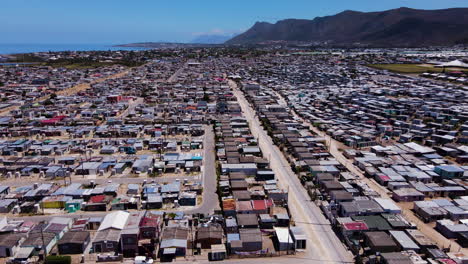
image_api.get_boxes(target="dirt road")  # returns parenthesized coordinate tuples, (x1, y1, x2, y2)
(0, 70, 129, 116)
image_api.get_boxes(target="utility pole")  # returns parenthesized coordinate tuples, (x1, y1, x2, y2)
(287, 185, 291, 255)
(191, 220, 194, 256)
(287, 220, 291, 255)
(81, 155, 85, 178)
(40, 221, 47, 260)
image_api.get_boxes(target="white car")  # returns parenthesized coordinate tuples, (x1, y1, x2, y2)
(134, 256, 154, 264)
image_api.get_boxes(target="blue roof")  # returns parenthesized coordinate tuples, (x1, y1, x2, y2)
(128, 184, 139, 190)
(436, 165, 464, 173)
(0, 186, 9, 193)
(161, 183, 180, 193)
(424, 154, 442, 159)
(174, 212, 184, 220)
(143, 185, 159, 194)
(192, 156, 203, 161)
(104, 184, 119, 193)
(227, 233, 240, 242)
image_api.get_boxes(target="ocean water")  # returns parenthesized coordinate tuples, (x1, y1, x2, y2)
(0, 43, 148, 55)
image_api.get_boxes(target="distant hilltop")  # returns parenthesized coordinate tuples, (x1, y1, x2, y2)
(226, 7, 468, 47)
(115, 42, 224, 49)
(191, 33, 238, 44)
(115, 42, 186, 48)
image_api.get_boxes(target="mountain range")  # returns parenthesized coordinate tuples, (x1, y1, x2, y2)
(226, 7, 468, 47)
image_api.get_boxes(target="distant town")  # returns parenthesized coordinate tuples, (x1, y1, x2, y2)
(0, 45, 466, 264)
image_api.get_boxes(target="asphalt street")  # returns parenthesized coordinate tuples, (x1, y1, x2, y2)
(230, 80, 354, 263)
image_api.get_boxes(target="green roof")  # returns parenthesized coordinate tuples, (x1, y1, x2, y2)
(381, 213, 409, 228)
(351, 215, 392, 231)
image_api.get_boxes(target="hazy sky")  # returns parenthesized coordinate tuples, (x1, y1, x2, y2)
(1, 0, 467, 44)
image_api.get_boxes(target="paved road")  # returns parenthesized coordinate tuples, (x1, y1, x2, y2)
(169, 255, 338, 264)
(230, 81, 353, 263)
(167, 63, 186, 83)
(184, 125, 220, 215)
(115, 97, 144, 119)
(274, 90, 468, 255)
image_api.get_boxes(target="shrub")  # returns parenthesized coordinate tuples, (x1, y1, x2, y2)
(45, 256, 72, 264)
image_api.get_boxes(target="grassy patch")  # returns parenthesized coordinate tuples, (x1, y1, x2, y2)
(368, 64, 445, 74)
(45, 61, 116, 69)
(44, 60, 144, 69)
(8, 52, 145, 69)
(46, 255, 71, 264)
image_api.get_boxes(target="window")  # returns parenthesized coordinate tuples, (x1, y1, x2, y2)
(124, 237, 136, 245)
(106, 242, 114, 249)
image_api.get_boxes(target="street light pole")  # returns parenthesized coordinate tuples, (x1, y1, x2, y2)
(287, 185, 291, 255)
(40, 222, 47, 259)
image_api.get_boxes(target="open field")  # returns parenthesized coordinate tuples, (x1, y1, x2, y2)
(7, 53, 144, 69)
(368, 63, 468, 73)
(45, 61, 125, 69)
(47, 59, 146, 69)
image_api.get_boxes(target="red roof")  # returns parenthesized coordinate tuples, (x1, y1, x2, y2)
(41, 115, 67, 125)
(90, 195, 106, 203)
(252, 199, 273, 211)
(377, 174, 391, 181)
(140, 214, 161, 227)
(343, 222, 369, 231)
(20, 221, 36, 228)
(236, 200, 253, 211)
(74, 219, 88, 225)
(41, 119, 57, 124)
(439, 259, 457, 264)
(235, 137, 247, 143)
(223, 199, 236, 210)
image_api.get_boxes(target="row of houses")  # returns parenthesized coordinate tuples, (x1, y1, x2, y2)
(233, 56, 468, 264)
(0, 178, 203, 214)
(213, 107, 306, 259)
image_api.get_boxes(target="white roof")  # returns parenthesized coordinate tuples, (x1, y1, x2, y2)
(389, 230, 420, 250)
(404, 142, 435, 154)
(15, 247, 34, 259)
(274, 227, 293, 244)
(458, 145, 468, 154)
(221, 163, 257, 169)
(438, 60, 468, 68)
(98, 211, 129, 231)
(373, 198, 402, 213)
(290, 226, 307, 240)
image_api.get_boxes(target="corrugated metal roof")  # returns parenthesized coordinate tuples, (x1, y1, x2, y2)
(389, 230, 419, 250)
(274, 227, 293, 243)
(98, 211, 129, 231)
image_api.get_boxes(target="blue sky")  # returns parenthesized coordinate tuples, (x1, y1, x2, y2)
(1, 0, 467, 44)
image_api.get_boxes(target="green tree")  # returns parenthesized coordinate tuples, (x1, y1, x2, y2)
(45, 256, 72, 264)
(43, 99, 54, 106)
